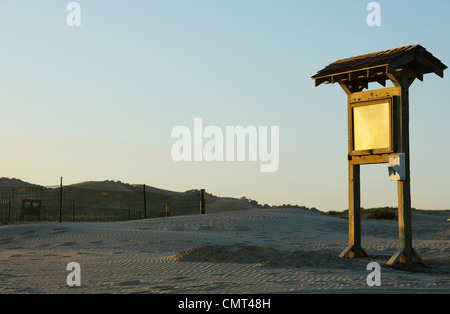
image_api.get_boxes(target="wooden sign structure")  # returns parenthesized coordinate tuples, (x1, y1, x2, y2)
(312, 45, 447, 269)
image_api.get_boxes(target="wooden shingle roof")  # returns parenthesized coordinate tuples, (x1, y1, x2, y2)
(312, 45, 447, 91)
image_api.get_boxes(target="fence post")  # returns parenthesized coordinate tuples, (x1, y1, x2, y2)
(59, 177, 63, 223)
(143, 184, 147, 219)
(166, 203, 170, 217)
(200, 189, 206, 214)
(8, 200, 11, 223)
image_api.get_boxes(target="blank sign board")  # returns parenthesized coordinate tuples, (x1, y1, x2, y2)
(353, 101, 391, 152)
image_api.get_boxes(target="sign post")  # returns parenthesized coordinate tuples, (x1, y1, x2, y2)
(312, 45, 447, 269)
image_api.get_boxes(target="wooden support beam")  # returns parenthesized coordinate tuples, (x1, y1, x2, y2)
(386, 73, 402, 87)
(339, 82, 352, 95)
(387, 52, 417, 73)
(398, 75, 413, 269)
(339, 81, 365, 95)
(387, 247, 425, 266)
(368, 66, 388, 77)
(376, 78, 386, 87)
(416, 56, 445, 77)
(200, 189, 206, 214)
(350, 154, 389, 165)
(315, 76, 331, 87)
(387, 72, 415, 88)
(360, 80, 369, 91)
(349, 161, 361, 257)
(386, 74, 423, 270)
(340, 161, 367, 258)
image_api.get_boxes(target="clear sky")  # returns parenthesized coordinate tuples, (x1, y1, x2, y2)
(0, 0, 449, 212)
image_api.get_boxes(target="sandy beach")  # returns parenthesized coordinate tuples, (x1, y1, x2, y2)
(0, 208, 448, 294)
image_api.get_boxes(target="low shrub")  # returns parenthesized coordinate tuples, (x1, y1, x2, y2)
(366, 208, 397, 220)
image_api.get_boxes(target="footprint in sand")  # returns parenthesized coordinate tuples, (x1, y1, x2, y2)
(88, 241, 104, 245)
(20, 230, 36, 236)
(193, 225, 214, 231)
(51, 228, 68, 234)
(35, 243, 51, 248)
(106, 280, 146, 287)
(0, 238, 14, 245)
(15, 230, 37, 240)
(229, 226, 252, 231)
(7, 254, 23, 258)
(55, 242, 78, 247)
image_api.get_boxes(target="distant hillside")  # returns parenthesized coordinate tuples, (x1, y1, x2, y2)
(69, 180, 141, 192)
(0, 177, 42, 188)
(69, 180, 189, 195)
(69, 181, 263, 213)
(205, 196, 260, 214)
(0, 177, 317, 214)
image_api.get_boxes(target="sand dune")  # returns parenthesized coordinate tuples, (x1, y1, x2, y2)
(0, 208, 448, 293)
